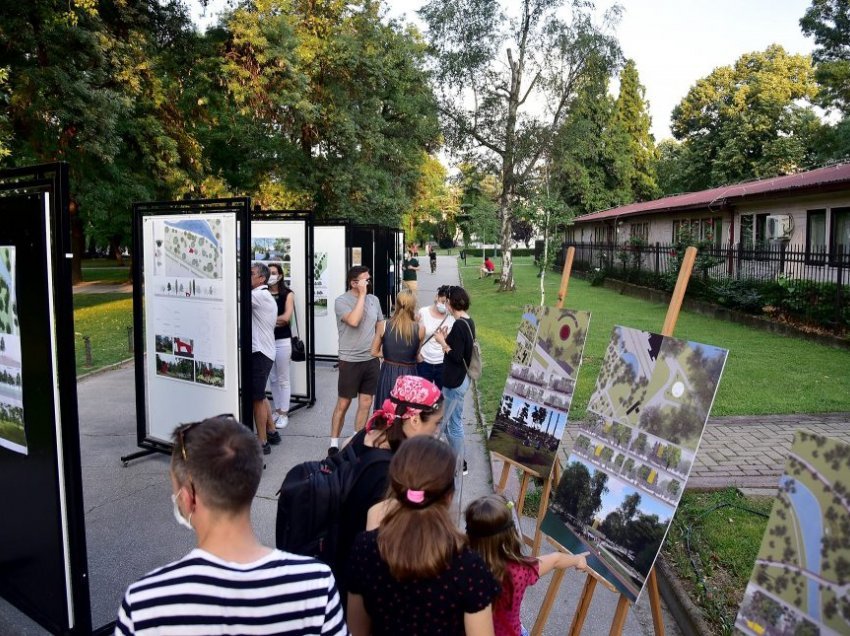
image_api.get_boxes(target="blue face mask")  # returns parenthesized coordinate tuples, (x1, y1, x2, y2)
(435, 302, 448, 314)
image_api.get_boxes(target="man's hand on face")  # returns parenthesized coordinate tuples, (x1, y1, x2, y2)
(354, 278, 369, 297)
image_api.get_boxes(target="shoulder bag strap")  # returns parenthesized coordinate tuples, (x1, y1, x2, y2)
(417, 314, 448, 355)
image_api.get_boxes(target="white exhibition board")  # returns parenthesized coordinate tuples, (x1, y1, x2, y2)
(313, 225, 347, 358)
(142, 214, 240, 443)
(251, 219, 309, 398)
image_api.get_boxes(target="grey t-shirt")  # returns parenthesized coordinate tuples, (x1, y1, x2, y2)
(335, 292, 384, 362)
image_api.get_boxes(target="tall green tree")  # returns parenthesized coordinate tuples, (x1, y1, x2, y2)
(670, 45, 822, 191)
(800, 0, 850, 115)
(611, 59, 658, 201)
(420, 0, 621, 290)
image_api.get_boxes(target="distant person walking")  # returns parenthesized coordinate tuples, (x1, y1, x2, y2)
(267, 262, 293, 429)
(330, 266, 384, 456)
(416, 285, 455, 390)
(250, 262, 280, 454)
(402, 250, 419, 294)
(429, 245, 437, 273)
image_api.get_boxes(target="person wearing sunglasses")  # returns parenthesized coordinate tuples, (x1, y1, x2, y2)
(115, 416, 348, 635)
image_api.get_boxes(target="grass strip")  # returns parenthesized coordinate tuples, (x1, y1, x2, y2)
(460, 257, 850, 423)
(73, 292, 134, 375)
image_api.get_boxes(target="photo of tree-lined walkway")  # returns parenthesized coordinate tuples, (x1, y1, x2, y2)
(736, 432, 850, 636)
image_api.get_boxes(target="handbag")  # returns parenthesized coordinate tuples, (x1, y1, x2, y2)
(460, 319, 482, 381)
(291, 303, 307, 362)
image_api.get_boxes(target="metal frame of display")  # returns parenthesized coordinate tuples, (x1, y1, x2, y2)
(125, 197, 252, 463)
(252, 209, 316, 410)
(0, 162, 92, 634)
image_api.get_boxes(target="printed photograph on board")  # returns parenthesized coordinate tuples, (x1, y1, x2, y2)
(735, 431, 850, 636)
(194, 361, 225, 388)
(542, 325, 728, 602)
(542, 454, 675, 602)
(156, 218, 224, 279)
(488, 306, 590, 476)
(314, 251, 329, 316)
(155, 353, 195, 383)
(252, 237, 292, 288)
(0, 246, 26, 455)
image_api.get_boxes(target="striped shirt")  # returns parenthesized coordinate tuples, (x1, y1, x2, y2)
(115, 548, 349, 636)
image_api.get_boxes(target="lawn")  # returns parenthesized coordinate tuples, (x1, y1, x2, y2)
(460, 257, 850, 424)
(81, 258, 131, 284)
(661, 488, 774, 635)
(73, 292, 134, 375)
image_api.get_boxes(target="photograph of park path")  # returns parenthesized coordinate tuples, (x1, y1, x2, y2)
(488, 305, 590, 476)
(0, 246, 26, 455)
(541, 454, 675, 602)
(735, 431, 850, 636)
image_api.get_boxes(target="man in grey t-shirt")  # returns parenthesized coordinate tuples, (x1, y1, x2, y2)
(329, 266, 384, 455)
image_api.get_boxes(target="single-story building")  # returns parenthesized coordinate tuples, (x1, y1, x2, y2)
(565, 163, 850, 282)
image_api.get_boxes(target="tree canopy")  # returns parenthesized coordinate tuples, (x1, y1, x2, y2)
(800, 0, 850, 115)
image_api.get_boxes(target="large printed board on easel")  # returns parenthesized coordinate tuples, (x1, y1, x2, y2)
(542, 326, 728, 602)
(313, 225, 347, 359)
(488, 305, 590, 477)
(736, 431, 850, 636)
(0, 163, 91, 634)
(138, 204, 244, 444)
(251, 216, 313, 401)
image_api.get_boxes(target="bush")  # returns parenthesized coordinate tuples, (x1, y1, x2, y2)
(459, 248, 536, 258)
(589, 267, 606, 287)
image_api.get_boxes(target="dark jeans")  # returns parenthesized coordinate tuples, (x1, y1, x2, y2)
(416, 361, 444, 390)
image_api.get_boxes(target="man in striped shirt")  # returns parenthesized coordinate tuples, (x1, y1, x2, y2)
(115, 416, 348, 635)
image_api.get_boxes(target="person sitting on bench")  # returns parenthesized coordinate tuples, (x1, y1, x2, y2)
(479, 256, 495, 278)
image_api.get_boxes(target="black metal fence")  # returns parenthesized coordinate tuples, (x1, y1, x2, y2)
(557, 241, 849, 331)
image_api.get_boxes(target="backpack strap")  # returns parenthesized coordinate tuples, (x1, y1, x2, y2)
(342, 448, 393, 499)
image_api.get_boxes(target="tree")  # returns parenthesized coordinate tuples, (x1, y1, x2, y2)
(610, 59, 658, 201)
(800, 0, 850, 114)
(405, 154, 457, 246)
(670, 45, 822, 191)
(420, 0, 621, 290)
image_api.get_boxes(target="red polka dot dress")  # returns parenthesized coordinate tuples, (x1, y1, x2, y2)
(492, 560, 540, 636)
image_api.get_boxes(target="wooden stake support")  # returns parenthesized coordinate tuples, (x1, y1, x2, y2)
(557, 246, 576, 310)
(528, 246, 698, 635)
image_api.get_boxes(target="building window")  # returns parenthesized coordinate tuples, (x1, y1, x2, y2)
(672, 217, 722, 246)
(593, 225, 613, 243)
(739, 213, 769, 248)
(630, 222, 649, 242)
(806, 209, 826, 263)
(831, 207, 850, 264)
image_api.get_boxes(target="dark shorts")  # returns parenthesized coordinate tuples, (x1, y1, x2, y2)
(251, 351, 274, 401)
(338, 358, 380, 399)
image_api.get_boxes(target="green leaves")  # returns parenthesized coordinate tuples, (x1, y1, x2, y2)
(800, 0, 850, 114)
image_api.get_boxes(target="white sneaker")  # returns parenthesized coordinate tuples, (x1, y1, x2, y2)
(274, 413, 289, 429)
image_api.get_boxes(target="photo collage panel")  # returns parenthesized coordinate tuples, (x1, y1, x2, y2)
(488, 305, 590, 477)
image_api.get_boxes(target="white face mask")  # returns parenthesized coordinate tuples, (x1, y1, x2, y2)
(171, 493, 193, 530)
(435, 302, 447, 314)
(268, 274, 280, 286)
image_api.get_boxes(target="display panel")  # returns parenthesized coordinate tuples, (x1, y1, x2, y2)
(251, 219, 309, 398)
(736, 431, 850, 636)
(0, 246, 25, 455)
(488, 305, 590, 476)
(542, 326, 728, 603)
(313, 226, 347, 359)
(142, 213, 240, 442)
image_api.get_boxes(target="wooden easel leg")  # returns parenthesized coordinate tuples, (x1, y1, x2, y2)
(608, 596, 630, 636)
(647, 569, 665, 636)
(568, 574, 597, 636)
(497, 461, 511, 493)
(530, 569, 566, 636)
(532, 466, 557, 556)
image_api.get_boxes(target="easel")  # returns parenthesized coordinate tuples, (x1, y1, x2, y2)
(490, 246, 575, 553)
(531, 246, 698, 635)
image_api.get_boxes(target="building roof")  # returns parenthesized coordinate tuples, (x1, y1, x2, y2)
(573, 162, 850, 224)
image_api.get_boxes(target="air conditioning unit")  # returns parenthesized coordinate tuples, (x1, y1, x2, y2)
(766, 214, 794, 241)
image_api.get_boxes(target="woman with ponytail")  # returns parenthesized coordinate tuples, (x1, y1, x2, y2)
(347, 436, 500, 636)
(334, 375, 444, 601)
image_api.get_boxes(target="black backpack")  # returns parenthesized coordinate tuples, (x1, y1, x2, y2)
(275, 434, 391, 569)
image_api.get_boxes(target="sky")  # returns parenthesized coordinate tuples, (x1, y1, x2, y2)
(190, 0, 816, 141)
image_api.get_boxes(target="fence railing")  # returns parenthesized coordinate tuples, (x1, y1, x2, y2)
(556, 241, 849, 331)
(558, 241, 849, 287)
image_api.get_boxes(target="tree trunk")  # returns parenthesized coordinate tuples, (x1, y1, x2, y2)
(109, 235, 125, 266)
(498, 193, 515, 291)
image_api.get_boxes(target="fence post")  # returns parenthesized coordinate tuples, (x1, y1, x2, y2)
(127, 325, 134, 353)
(83, 335, 93, 367)
(655, 242, 660, 274)
(779, 241, 787, 277)
(736, 242, 743, 280)
(837, 245, 845, 328)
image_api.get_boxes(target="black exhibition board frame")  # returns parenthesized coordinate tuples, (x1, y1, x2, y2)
(251, 209, 316, 409)
(128, 197, 252, 462)
(0, 162, 92, 634)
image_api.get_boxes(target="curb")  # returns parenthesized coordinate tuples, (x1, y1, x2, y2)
(655, 557, 715, 636)
(77, 357, 134, 381)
